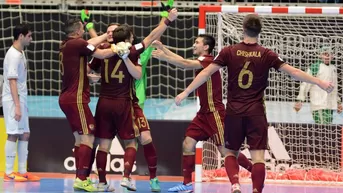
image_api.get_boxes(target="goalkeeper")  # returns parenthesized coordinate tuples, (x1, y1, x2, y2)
(294, 47, 342, 124)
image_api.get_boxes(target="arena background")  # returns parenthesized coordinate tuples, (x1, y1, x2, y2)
(0, 0, 342, 177)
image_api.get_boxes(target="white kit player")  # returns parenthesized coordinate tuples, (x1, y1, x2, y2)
(2, 24, 40, 182)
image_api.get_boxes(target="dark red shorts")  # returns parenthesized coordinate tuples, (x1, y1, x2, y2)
(59, 103, 95, 135)
(224, 114, 268, 151)
(186, 110, 225, 146)
(94, 98, 140, 140)
(132, 102, 150, 133)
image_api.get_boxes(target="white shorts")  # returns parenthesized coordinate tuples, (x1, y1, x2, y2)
(3, 101, 30, 135)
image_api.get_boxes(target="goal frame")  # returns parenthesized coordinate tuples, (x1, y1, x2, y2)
(195, 5, 343, 184)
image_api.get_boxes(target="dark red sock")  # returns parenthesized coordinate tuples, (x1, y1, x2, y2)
(74, 146, 80, 178)
(183, 154, 195, 185)
(86, 147, 97, 177)
(237, 153, 253, 172)
(251, 163, 265, 193)
(96, 150, 108, 183)
(224, 156, 239, 185)
(123, 147, 137, 178)
(76, 144, 92, 180)
(143, 142, 157, 179)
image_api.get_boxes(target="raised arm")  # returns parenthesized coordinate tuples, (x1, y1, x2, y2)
(175, 63, 221, 106)
(152, 41, 202, 69)
(279, 64, 334, 93)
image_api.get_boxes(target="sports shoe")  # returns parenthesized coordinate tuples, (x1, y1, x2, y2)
(231, 183, 241, 193)
(3, 172, 27, 182)
(168, 183, 193, 192)
(120, 177, 137, 191)
(73, 177, 97, 192)
(16, 172, 40, 181)
(150, 177, 161, 192)
(97, 182, 115, 192)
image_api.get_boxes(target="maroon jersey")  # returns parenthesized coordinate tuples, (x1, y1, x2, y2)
(213, 42, 284, 116)
(59, 37, 96, 104)
(196, 55, 225, 113)
(89, 42, 145, 99)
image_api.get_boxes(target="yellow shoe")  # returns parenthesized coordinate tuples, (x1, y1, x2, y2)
(16, 172, 40, 181)
(3, 172, 27, 182)
(73, 178, 97, 192)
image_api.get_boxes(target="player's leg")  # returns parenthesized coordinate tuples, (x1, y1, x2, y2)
(223, 114, 245, 193)
(3, 101, 27, 182)
(93, 98, 116, 192)
(73, 131, 81, 177)
(60, 103, 97, 191)
(121, 138, 138, 191)
(117, 99, 139, 191)
(208, 110, 253, 173)
(134, 102, 160, 191)
(168, 113, 209, 192)
(246, 115, 269, 193)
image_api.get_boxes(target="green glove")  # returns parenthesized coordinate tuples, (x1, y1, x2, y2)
(160, 0, 174, 18)
(80, 9, 94, 31)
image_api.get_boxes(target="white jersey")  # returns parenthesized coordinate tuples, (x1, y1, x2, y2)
(297, 62, 339, 111)
(2, 46, 28, 104)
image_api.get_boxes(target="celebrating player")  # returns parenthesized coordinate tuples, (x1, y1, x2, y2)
(151, 36, 253, 192)
(88, 6, 178, 192)
(58, 18, 124, 191)
(175, 14, 334, 193)
(2, 24, 40, 182)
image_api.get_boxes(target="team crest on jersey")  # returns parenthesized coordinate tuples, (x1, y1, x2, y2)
(198, 56, 205, 61)
(89, 124, 95, 130)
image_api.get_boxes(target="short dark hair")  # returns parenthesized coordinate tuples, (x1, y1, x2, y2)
(112, 24, 133, 44)
(64, 18, 82, 35)
(108, 23, 120, 28)
(243, 14, 262, 37)
(198, 34, 215, 54)
(13, 23, 31, 40)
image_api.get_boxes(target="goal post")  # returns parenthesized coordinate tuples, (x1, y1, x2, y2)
(195, 5, 343, 184)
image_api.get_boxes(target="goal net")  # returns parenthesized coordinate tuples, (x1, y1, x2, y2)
(0, 1, 198, 117)
(196, 5, 343, 184)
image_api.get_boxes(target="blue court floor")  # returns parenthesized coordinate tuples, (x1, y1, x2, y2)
(27, 96, 343, 124)
(2, 178, 343, 193)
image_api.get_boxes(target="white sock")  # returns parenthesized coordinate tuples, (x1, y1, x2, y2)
(5, 140, 17, 175)
(18, 140, 28, 174)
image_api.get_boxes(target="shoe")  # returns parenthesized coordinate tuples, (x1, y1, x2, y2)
(120, 177, 137, 191)
(97, 182, 115, 192)
(231, 183, 241, 193)
(3, 172, 27, 182)
(168, 183, 193, 192)
(150, 177, 161, 192)
(16, 172, 40, 181)
(73, 177, 97, 192)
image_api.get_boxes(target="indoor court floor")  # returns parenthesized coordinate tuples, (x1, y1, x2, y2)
(1, 173, 343, 193)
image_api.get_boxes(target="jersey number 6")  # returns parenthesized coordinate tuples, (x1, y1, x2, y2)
(238, 61, 253, 89)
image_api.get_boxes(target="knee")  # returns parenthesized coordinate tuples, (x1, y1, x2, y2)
(73, 132, 81, 146)
(139, 131, 152, 145)
(98, 138, 112, 153)
(250, 150, 265, 164)
(223, 149, 239, 158)
(182, 137, 196, 155)
(19, 132, 30, 141)
(80, 134, 95, 149)
(217, 146, 230, 157)
(7, 134, 19, 142)
(124, 139, 137, 150)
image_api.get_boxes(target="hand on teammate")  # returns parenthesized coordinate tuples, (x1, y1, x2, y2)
(111, 42, 131, 58)
(151, 40, 163, 50)
(14, 105, 22, 121)
(317, 80, 334, 93)
(87, 73, 101, 83)
(175, 91, 190, 106)
(152, 50, 167, 61)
